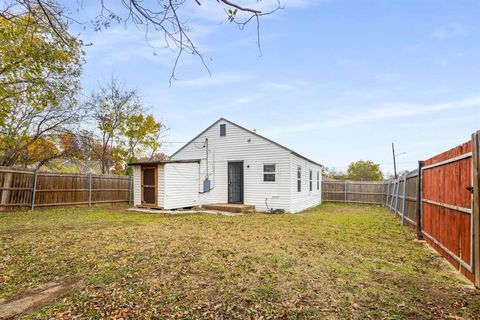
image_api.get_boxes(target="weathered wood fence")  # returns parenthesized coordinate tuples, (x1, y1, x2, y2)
(0, 166, 133, 211)
(384, 169, 419, 227)
(322, 180, 385, 205)
(322, 130, 480, 288)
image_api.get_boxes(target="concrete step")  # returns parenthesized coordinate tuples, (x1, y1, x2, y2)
(202, 203, 255, 213)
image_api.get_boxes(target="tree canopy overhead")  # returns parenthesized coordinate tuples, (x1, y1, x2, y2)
(2, 0, 282, 82)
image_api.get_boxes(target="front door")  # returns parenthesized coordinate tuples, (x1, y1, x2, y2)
(142, 166, 157, 206)
(228, 162, 244, 204)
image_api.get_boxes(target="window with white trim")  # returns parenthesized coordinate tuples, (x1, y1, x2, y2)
(297, 166, 302, 192)
(309, 169, 313, 191)
(263, 164, 276, 182)
(317, 171, 320, 190)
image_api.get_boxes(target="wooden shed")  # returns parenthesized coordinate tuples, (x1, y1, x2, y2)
(129, 160, 200, 210)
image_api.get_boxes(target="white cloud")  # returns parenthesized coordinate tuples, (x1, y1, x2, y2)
(188, 0, 326, 23)
(174, 73, 252, 87)
(80, 21, 218, 68)
(261, 96, 480, 136)
(82, 27, 175, 65)
(282, 0, 332, 9)
(432, 23, 468, 40)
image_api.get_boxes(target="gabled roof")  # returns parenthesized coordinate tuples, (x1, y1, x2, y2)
(171, 118, 322, 167)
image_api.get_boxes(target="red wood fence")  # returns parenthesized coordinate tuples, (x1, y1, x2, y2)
(324, 130, 480, 288)
(422, 141, 474, 281)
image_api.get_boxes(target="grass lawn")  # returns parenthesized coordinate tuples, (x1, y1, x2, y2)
(1, 203, 479, 319)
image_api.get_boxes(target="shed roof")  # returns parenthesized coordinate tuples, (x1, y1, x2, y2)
(171, 118, 323, 167)
(128, 159, 201, 166)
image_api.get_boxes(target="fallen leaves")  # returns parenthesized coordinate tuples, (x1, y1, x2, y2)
(0, 204, 479, 319)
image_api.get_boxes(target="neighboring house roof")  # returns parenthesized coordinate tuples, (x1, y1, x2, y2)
(171, 118, 323, 167)
(128, 159, 201, 166)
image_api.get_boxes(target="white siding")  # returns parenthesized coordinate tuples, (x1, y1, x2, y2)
(133, 165, 141, 206)
(172, 119, 292, 212)
(289, 153, 322, 213)
(164, 162, 199, 209)
(157, 164, 165, 207)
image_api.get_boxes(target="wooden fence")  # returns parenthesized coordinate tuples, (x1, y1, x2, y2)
(0, 166, 133, 211)
(322, 180, 385, 205)
(384, 169, 420, 227)
(421, 140, 474, 282)
(322, 130, 480, 288)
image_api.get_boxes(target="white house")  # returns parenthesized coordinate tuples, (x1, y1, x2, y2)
(130, 118, 322, 213)
(169, 118, 322, 213)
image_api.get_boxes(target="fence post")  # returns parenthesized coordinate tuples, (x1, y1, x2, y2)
(402, 174, 407, 225)
(88, 173, 92, 207)
(472, 131, 480, 288)
(344, 181, 347, 203)
(416, 161, 424, 239)
(30, 168, 39, 210)
(1, 171, 13, 208)
(394, 178, 400, 216)
(390, 180, 396, 212)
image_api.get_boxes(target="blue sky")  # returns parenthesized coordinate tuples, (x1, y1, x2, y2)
(67, 0, 480, 176)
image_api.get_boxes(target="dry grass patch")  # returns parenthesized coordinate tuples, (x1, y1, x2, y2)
(1, 203, 479, 319)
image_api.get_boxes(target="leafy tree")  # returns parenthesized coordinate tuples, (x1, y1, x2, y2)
(347, 160, 384, 181)
(87, 78, 144, 174)
(0, 6, 83, 167)
(0, 4, 82, 115)
(16, 133, 80, 168)
(322, 166, 348, 181)
(2, 0, 281, 82)
(121, 114, 164, 163)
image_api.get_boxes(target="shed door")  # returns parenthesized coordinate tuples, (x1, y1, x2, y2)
(228, 162, 244, 204)
(142, 167, 157, 205)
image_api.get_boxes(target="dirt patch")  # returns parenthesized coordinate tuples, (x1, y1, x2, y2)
(0, 277, 81, 319)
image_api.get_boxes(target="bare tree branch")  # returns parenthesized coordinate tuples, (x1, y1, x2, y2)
(3, 0, 283, 82)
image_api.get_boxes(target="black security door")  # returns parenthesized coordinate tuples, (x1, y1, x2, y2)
(228, 162, 244, 204)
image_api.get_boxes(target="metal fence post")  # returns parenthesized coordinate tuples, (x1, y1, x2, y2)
(30, 168, 39, 210)
(402, 174, 407, 225)
(394, 178, 400, 217)
(88, 173, 92, 207)
(390, 180, 396, 212)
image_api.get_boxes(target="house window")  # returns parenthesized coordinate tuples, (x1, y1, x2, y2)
(317, 171, 320, 190)
(263, 164, 276, 182)
(220, 124, 226, 136)
(297, 166, 301, 192)
(309, 169, 313, 191)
